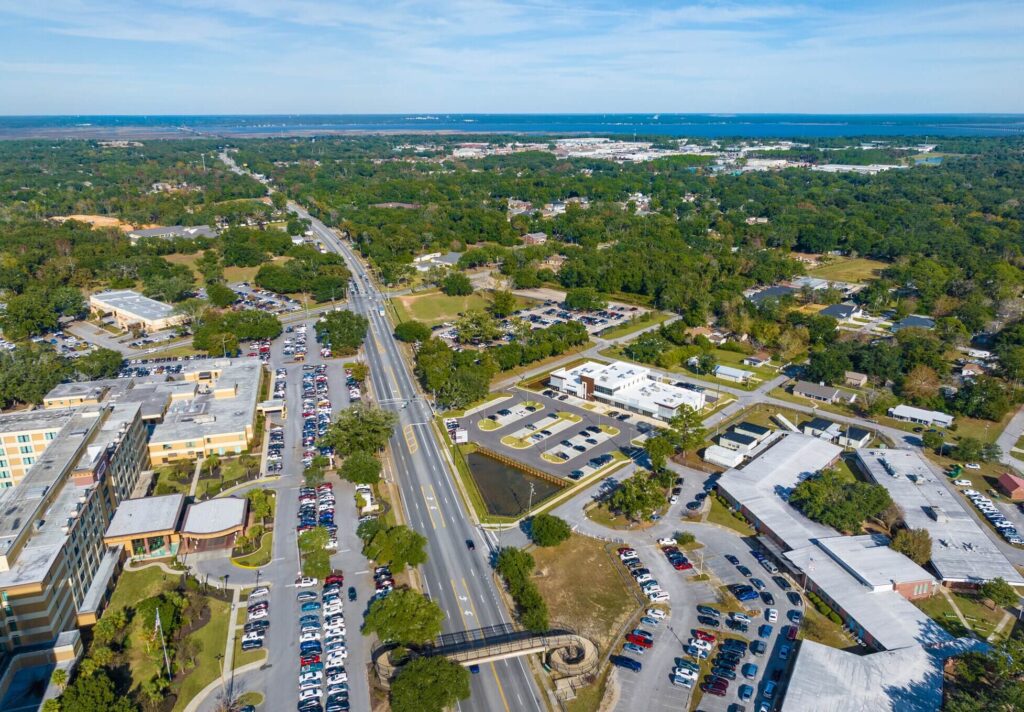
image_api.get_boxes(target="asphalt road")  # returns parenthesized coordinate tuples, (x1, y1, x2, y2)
(288, 200, 545, 712)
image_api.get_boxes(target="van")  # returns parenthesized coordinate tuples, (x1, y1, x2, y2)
(760, 560, 779, 574)
(610, 655, 642, 672)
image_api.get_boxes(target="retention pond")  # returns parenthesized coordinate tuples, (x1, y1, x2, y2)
(466, 452, 562, 517)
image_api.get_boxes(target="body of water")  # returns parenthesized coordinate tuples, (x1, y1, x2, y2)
(1, 114, 1022, 139)
(465, 452, 562, 518)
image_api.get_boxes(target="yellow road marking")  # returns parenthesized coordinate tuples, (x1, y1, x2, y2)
(429, 483, 445, 527)
(460, 580, 510, 712)
(420, 485, 438, 529)
(449, 579, 469, 627)
(403, 424, 419, 453)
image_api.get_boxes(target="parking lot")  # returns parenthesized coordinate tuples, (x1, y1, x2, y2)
(431, 298, 649, 347)
(467, 390, 646, 479)
(230, 282, 305, 315)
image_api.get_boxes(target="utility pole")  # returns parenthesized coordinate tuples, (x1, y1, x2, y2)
(155, 608, 173, 681)
(528, 482, 536, 518)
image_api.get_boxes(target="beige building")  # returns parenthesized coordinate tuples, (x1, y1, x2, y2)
(89, 289, 185, 332)
(0, 410, 74, 489)
(0, 402, 148, 657)
(148, 359, 263, 465)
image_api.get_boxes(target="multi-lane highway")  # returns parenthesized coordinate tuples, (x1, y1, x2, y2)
(292, 200, 545, 712)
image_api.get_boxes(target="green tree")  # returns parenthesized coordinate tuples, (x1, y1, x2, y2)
(363, 589, 444, 644)
(348, 361, 369, 382)
(789, 469, 893, 534)
(980, 577, 1019, 608)
(394, 320, 432, 343)
(51, 668, 67, 691)
(455, 309, 500, 344)
(245, 488, 274, 524)
(42, 699, 61, 712)
(298, 526, 330, 555)
(390, 656, 471, 712)
(1, 290, 59, 340)
(489, 289, 518, 317)
(363, 524, 428, 573)
(890, 528, 932, 565)
(73, 348, 124, 380)
(440, 272, 473, 296)
(321, 405, 398, 456)
(564, 287, 607, 312)
(303, 549, 332, 580)
(340, 450, 382, 485)
(529, 514, 571, 547)
(607, 473, 665, 520)
(666, 406, 706, 456)
(60, 668, 138, 712)
(955, 437, 985, 463)
(0, 344, 71, 408)
(315, 310, 369, 356)
(206, 282, 237, 308)
(921, 429, 946, 454)
(646, 435, 674, 471)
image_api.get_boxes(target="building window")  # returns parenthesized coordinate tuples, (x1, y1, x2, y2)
(0, 460, 6, 468)
(16, 435, 29, 443)
(45, 432, 55, 441)
(19, 446, 33, 454)
(22, 457, 33, 465)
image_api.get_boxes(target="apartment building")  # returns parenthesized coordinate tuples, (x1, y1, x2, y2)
(0, 410, 76, 489)
(0, 402, 147, 658)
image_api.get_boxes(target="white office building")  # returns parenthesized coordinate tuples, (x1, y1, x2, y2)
(548, 360, 705, 420)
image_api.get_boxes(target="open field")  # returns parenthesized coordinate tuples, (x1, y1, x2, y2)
(532, 535, 637, 652)
(598, 310, 672, 340)
(808, 257, 889, 283)
(390, 289, 492, 325)
(171, 597, 231, 712)
(52, 214, 138, 231)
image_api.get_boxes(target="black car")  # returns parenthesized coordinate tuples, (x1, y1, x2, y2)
(466, 539, 476, 551)
(761, 591, 775, 605)
(697, 616, 721, 628)
(773, 575, 791, 590)
(348, 586, 358, 601)
(725, 555, 740, 565)
(787, 591, 803, 606)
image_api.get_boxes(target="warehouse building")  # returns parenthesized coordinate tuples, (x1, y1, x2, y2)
(89, 289, 185, 332)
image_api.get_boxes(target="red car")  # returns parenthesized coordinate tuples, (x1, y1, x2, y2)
(325, 574, 344, 585)
(701, 684, 727, 697)
(673, 561, 694, 571)
(786, 625, 798, 641)
(625, 634, 653, 649)
(300, 654, 320, 666)
(694, 630, 716, 643)
(662, 546, 680, 554)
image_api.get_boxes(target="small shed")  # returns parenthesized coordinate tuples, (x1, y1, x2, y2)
(996, 473, 1024, 502)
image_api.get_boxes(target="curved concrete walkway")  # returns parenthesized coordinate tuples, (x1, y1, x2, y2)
(181, 658, 267, 712)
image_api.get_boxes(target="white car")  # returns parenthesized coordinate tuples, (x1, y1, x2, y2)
(766, 608, 778, 622)
(247, 608, 268, 621)
(299, 671, 323, 684)
(966, 463, 981, 470)
(646, 608, 666, 620)
(299, 688, 323, 701)
(964, 489, 979, 496)
(295, 577, 318, 588)
(689, 638, 712, 651)
(730, 612, 752, 624)
(299, 631, 321, 643)
(658, 538, 677, 547)
(953, 479, 972, 486)
(635, 574, 654, 584)
(648, 591, 670, 603)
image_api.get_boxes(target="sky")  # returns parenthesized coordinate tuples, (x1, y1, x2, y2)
(0, 0, 1022, 114)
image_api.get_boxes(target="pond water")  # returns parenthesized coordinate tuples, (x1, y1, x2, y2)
(466, 452, 562, 517)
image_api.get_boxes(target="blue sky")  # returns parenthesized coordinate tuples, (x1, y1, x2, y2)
(0, 0, 1022, 114)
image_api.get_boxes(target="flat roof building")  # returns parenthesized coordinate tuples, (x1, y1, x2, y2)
(854, 449, 1024, 586)
(717, 433, 842, 551)
(148, 359, 263, 465)
(548, 361, 705, 420)
(792, 380, 855, 404)
(127, 225, 217, 244)
(180, 498, 247, 553)
(104, 494, 186, 560)
(0, 402, 147, 656)
(782, 640, 943, 712)
(714, 365, 754, 383)
(0, 409, 77, 488)
(89, 290, 185, 332)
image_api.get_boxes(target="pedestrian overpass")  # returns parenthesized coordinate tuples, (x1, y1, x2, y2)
(373, 623, 599, 686)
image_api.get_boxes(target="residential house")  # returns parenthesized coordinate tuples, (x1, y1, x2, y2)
(996, 473, 1024, 502)
(844, 371, 868, 388)
(819, 303, 863, 322)
(792, 380, 856, 405)
(714, 365, 754, 384)
(887, 405, 954, 428)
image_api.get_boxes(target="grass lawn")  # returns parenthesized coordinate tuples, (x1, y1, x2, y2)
(163, 252, 203, 280)
(237, 692, 265, 706)
(144, 342, 204, 359)
(233, 633, 268, 670)
(196, 457, 257, 499)
(706, 497, 755, 536)
(599, 346, 766, 392)
(564, 664, 610, 712)
(802, 604, 856, 648)
(172, 597, 231, 712)
(954, 593, 1007, 639)
(439, 391, 512, 418)
(390, 289, 491, 325)
(152, 464, 193, 496)
(107, 566, 179, 614)
(808, 257, 889, 283)
(598, 310, 671, 340)
(914, 594, 970, 637)
(532, 535, 637, 653)
(232, 531, 273, 568)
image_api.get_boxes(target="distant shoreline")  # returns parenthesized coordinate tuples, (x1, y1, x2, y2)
(0, 113, 1020, 140)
